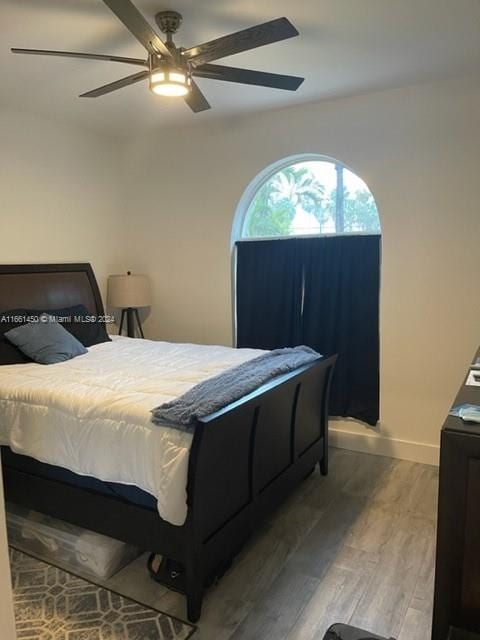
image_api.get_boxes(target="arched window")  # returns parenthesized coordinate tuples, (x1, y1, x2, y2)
(235, 155, 380, 240)
(234, 155, 381, 426)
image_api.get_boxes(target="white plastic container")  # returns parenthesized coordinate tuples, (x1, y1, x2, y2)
(6, 503, 140, 580)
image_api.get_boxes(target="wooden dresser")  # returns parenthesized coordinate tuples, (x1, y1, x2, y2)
(433, 351, 480, 640)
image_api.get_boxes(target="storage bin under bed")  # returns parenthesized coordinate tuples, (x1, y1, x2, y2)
(6, 503, 140, 580)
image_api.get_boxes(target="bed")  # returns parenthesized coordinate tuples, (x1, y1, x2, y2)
(0, 263, 336, 622)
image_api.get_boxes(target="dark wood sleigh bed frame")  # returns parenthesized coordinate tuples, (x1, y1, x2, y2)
(0, 263, 336, 622)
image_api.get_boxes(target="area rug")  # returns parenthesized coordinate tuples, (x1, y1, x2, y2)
(9, 548, 196, 640)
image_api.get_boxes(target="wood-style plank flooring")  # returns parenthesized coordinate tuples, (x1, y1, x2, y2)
(105, 448, 438, 640)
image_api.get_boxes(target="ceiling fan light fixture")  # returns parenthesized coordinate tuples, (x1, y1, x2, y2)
(149, 66, 190, 97)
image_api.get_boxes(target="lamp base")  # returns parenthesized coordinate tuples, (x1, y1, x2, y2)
(118, 308, 145, 339)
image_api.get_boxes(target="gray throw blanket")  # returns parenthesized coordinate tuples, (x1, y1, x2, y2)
(151, 345, 321, 431)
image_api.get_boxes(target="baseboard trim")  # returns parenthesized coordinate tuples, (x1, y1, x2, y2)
(329, 428, 440, 466)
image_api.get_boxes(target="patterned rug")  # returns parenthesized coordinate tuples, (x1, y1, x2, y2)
(10, 548, 196, 640)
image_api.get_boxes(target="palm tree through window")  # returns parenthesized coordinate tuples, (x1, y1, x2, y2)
(242, 159, 380, 238)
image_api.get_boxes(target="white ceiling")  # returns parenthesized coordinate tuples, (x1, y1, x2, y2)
(2, 0, 480, 136)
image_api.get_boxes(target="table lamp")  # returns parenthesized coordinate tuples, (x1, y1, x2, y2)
(107, 272, 151, 338)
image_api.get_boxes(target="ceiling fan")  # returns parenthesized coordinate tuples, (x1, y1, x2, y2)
(11, 0, 304, 113)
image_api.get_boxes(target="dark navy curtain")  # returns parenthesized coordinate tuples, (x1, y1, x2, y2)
(236, 235, 380, 425)
(235, 239, 303, 350)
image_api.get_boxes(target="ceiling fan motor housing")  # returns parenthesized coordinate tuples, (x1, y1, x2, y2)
(155, 11, 183, 35)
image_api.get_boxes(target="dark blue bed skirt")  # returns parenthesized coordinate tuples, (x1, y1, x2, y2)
(1, 446, 158, 511)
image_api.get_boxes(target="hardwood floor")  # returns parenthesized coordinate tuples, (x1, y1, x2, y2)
(104, 448, 438, 640)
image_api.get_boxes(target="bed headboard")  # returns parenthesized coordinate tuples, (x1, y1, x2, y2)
(0, 264, 105, 315)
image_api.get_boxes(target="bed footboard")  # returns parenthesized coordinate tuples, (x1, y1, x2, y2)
(183, 354, 336, 621)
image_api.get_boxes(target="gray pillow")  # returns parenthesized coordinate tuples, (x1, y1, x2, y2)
(5, 318, 88, 364)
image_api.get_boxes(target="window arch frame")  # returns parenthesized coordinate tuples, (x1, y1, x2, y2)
(231, 153, 381, 247)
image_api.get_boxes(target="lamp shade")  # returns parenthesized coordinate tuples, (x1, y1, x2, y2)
(107, 273, 151, 309)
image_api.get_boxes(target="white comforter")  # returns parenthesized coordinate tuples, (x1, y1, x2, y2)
(0, 336, 262, 525)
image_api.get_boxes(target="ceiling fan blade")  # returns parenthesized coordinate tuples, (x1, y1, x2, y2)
(194, 63, 304, 91)
(79, 70, 149, 97)
(101, 0, 171, 58)
(11, 48, 147, 66)
(184, 80, 211, 113)
(183, 17, 299, 66)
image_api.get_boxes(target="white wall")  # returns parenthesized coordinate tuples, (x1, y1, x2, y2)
(120, 73, 480, 464)
(0, 110, 126, 300)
